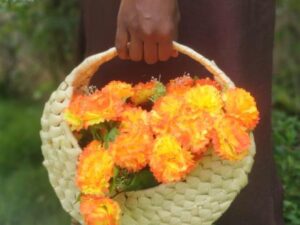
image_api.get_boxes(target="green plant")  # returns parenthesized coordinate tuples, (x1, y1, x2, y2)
(0, 99, 69, 224)
(272, 110, 300, 224)
(0, 0, 79, 99)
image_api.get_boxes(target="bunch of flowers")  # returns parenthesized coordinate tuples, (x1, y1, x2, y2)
(65, 75, 259, 225)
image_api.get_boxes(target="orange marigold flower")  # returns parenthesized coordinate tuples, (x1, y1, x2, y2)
(131, 80, 157, 105)
(101, 81, 133, 100)
(76, 141, 114, 196)
(107, 106, 153, 172)
(120, 106, 150, 132)
(184, 85, 223, 115)
(80, 195, 121, 225)
(109, 130, 153, 172)
(150, 94, 183, 134)
(166, 75, 194, 95)
(195, 77, 222, 91)
(82, 90, 124, 128)
(212, 115, 251, 161)
(222, 88, 259, 130)
(149, 134, 195, 183)
(171, 109, 213, 156)
(65, 94, 87, 131)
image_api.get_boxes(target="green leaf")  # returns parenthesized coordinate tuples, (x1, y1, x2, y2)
(125, 168, 159, 192)
(109, 167, 159, 197)
(89, 126, 103, 142)
(103, 127, 119, 149)
(150, 81, 166, 102)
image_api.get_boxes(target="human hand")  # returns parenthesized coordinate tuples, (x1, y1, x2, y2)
(115, 0, 180, 64)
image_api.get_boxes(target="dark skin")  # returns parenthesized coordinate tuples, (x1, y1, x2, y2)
(115, 0, 180, 64)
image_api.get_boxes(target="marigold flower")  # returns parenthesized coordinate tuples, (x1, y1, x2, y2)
(171, 109, 213, 155)
(149, 134, 195, 183)
(212, 115, 251, 161)
(195, 77, 222, 90)
(222, 88, 259, 130)
(166, 75, 194, 95)
(82, 90, 124, 128)
(65, 94, 87, 131)
(150, 94, 183, 134)
(109, 107, 153, 172)
(109, 130, 153, 172)
(120, 106, 150, 132)
(184, 85, 223, 115)
(80, 195, 121, 225)
(76, 141, 114, 196)
(101, 81, 133, 100)
(131, 80, 157, 105)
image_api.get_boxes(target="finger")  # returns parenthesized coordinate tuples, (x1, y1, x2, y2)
(115, 25, 129, 60)
(129, 34, 143, 62)
(171, 28, 179, 58)
(172, 49, 179, 58)
(158, 41, 173, 61)
(144, 40, 158, 64)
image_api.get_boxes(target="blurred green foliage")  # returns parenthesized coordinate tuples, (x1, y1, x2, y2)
(273, 1, 300, 223)
(0, 0, 299, 224)
(273, 111, 300, 224)
(0, 0, 79, 99)
(274, 0, 300, 114)
(0, 99, 70, 224)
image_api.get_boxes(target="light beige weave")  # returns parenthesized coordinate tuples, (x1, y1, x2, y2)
(40, 42, 255, 225)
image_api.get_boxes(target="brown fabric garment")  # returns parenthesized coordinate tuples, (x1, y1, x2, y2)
(79, 1, 284, 224)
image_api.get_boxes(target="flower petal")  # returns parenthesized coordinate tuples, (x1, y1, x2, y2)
(76, 141, 114, 196)
(149, 134, 195, 183)
(80, 195, 121, 225)
(223, 88, 259, 130)
(212, 116, 251, 161)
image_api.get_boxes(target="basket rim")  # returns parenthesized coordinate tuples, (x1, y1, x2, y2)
(68, 42, 235, 93)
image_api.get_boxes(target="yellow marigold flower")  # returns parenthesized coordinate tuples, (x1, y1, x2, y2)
(80, 195, 121, 225)
(101, 81, 133, 100)
(150, 95, 183, 134)
(166, 75, 194, 95)
(212, 115, 251, 161)
(222, 88, 259, 130)
(109, 130, 153, 172)
(76, 141, 114, 196)
(149, 134, 195, 183)
(184, 85, 223, 115)
(195, 78, 222, 91)
(171, 110, 213, 155)
(131, 80, 157, 105)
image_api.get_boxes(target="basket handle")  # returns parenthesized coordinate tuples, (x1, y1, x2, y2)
(69, 42, 235, 91)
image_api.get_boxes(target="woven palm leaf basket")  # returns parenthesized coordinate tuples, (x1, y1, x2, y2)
(40, 42, 256, 225)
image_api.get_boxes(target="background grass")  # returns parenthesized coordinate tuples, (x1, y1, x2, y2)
(0, 0, 299, 224)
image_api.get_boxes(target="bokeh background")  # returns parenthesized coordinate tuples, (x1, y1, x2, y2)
(0, 1, 299, 224)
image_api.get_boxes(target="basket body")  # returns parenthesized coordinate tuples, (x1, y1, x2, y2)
(40, 43, 256, 225)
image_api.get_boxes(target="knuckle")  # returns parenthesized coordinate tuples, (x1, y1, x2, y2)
(129, 21, 139, 33)
(141, 25, 156, 39)
(157, 25, 174, 41)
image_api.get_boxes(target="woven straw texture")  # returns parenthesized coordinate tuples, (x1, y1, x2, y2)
(40, 42, 256, 225)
